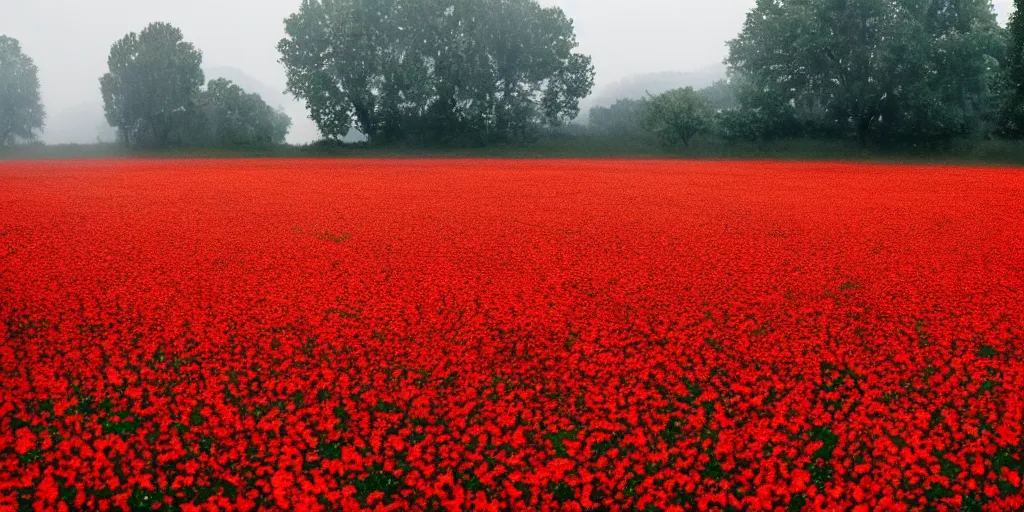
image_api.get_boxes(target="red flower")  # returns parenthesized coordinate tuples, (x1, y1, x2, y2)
(1, 159, 1022, 510)
(13, 428, 35, 455)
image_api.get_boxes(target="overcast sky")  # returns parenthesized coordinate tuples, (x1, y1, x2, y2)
(1, 0, 1014, 143)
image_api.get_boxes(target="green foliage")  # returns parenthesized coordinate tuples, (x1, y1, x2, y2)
(278, 0, 595, 145)
(643, 87, 713, 147)
(716, 109, 788, 143)
(549, 481, 574, 503)
(99, 24, 290, 148)
(100, 23, 205, 148)
(692, 79, 805, 141)
(588, 98, 647, 138)
(726, 0, 1004, 147)
(10, 136, 1024, 166)
(190, 79, 292, 146)
(354, 471, 402, 502)
(1000, 0, 1024, 136)
(0, 35, 45, 146)
(697, 80, 738, 112)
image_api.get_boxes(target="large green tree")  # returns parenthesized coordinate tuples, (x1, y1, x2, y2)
(100, 23, 204, 147)
(278, 0, 595, 145)
(0, 36, 45, 146)
(727, 0, 1003, 146)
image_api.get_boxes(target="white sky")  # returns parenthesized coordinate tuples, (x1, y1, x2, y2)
(1, 0, 1014, 142)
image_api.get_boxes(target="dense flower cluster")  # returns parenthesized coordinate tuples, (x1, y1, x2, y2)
(1, 159, 1022, 511)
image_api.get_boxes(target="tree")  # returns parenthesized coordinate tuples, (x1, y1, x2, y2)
(0, 36, 44, 146)
(1001, 0, 1024, 136)
(100, 23, 204, 148)
(278, 0, 595, 145)
(643, 87, 713, 148)
(588, 98, 647, 138)
(727, 0, 1003, 146)
(697, 80, 738, 112)
(190, 79, 291, 146)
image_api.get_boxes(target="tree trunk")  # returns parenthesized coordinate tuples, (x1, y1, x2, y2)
(497, 79, 515, 141)
(353, 104, 375, 143)
(153, 114, 172, 147)
(856, 115, 872, 148)
(160, 120, 172, 147)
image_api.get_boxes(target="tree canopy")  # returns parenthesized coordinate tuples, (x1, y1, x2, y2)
(1001, 0, 1024, 136)
(696, 80, 739, 112)
(278, 0, 595, 145)
(191, 79, 292, 146)
(10, 2, 1023, 152)
(0, 35, 45, 146)
(588, 98, 647, 138)
(726, 0, 1003, 147)
(643, 87, 713, 147)
(98, 23, 290, 148)
(100, 22, 205, 147)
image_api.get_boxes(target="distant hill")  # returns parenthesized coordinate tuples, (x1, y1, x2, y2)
(577, 63, 727, 123)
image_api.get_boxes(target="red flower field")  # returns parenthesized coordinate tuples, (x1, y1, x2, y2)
(1, 158, 1022, 511)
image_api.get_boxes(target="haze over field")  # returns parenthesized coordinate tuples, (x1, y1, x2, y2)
(6, 0, 1012, 144)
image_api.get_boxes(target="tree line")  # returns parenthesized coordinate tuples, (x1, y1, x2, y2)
(594, 0, 1024, 149)
(2, 24, 292, 149)
(99, 23, 291, 148)
(5, 0, 1024, 150)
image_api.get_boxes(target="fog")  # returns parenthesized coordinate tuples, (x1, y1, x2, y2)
(1, 0, 1014, 144)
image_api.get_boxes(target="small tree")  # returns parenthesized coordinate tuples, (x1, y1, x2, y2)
(643, 87, 712, 148)
(100, 23, 204, 148)
(588, 98, 647, 138)
(192, 79, 292, 146)
(0, 36, 45, 146)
